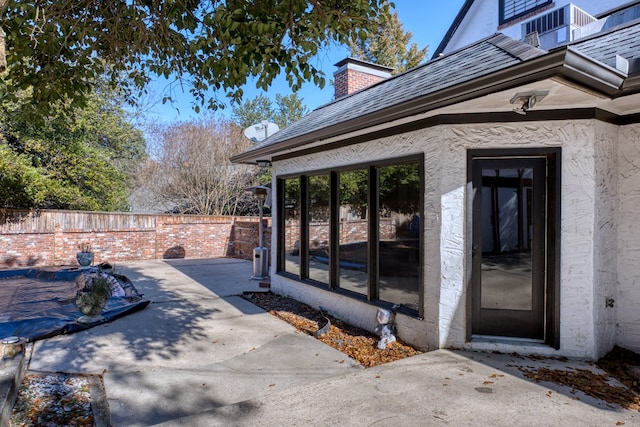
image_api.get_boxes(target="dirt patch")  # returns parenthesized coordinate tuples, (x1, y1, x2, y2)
(243, 291, 422, 368)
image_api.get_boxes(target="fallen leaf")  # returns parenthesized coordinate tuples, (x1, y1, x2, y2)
(243, 292, 422, 368)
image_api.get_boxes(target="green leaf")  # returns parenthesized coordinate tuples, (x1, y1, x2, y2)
(1, 0, 386, 115)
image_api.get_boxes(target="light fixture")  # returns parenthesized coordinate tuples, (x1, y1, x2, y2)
(510, 90, 548, 115)
(256, 160, 272, 168)
(251, 186, 268, 201)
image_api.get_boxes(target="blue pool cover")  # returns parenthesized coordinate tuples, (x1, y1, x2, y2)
(0, 267, 149, 341)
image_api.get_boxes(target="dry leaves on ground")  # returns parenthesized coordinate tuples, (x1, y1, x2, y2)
(519, 346, 640, 412)
(244, 292, 422, 367)
(10, 372, 95, 427)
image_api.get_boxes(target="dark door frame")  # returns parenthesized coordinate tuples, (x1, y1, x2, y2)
(466, 148, 560, 348)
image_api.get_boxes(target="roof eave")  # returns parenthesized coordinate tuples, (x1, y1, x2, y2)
(231, 48, 625, 165)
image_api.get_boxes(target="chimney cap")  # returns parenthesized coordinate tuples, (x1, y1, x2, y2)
(334, 57, 394, 74)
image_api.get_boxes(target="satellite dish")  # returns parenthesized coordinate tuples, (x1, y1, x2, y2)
(243, 120, 279, 142)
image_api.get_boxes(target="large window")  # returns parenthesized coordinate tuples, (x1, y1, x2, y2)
(278, 157, 423, 315)
(499, 0, 551, 24)
(377, 164, 421, 311)
(338, 169, 368, 296)
(308, 175, 330, 284)
(282, 177, 301, 276)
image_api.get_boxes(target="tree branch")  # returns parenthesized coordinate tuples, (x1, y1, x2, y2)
(0, 26, 5, 73)
(0, 0, 7, 72)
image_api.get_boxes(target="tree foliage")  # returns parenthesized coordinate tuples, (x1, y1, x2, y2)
(231, 93, 310, 130)
(0, 82, 147, 210)
(231, 94, 274, 130)
(135, 116, 259, 215)
(0, 0, 388, 114)
(348, 3, 427, 74)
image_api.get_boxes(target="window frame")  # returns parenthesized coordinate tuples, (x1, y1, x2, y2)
(276, 155, 424, 317)
(499, 0, 552, 25)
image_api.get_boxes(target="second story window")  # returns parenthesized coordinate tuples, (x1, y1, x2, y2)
(500, 0, 552, 24)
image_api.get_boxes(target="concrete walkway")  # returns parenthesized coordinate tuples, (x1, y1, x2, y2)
(15, 258, 640, 426)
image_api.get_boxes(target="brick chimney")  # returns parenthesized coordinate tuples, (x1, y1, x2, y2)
(333, 57, 393, 100)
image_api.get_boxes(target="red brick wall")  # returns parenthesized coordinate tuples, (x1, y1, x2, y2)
(0, 232, 56, 268)
(230, 219, 272, 260)
(0, 210, 271, 269)
(284, 218, 396, 252)
(0, 210, 393, 270)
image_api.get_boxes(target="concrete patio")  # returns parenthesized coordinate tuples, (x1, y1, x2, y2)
(3, 258, 639, 426)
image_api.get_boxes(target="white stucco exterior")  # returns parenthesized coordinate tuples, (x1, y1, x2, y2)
(443, 0, 629, 55)
(269, 119, 640, 359)
(617, 124, 640, 354)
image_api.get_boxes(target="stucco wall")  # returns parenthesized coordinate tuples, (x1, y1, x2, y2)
(592, 122, 619, 358)
(272, 131, 431, 350)
(437, 120, 604, 358)
(617, 124, 640, 353)
(271, 119, 622, 358)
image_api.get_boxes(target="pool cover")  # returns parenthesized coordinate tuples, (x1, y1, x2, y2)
(0, 267, 150, 341)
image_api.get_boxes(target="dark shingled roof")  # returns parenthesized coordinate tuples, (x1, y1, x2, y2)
(237, 21, 640, 161)
(568, 19, 640, 68)
(250, 34, 547, 152)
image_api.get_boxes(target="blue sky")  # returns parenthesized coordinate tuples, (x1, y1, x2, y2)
(144, 0, 466, 124)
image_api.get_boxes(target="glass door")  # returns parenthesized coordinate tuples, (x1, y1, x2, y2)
(471, 157, 547, 339)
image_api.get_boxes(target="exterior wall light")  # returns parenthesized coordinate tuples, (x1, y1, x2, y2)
(510, 90, 548, 115)
(256, 160, 272, 168)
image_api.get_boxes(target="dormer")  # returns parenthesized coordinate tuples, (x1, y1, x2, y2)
(433, 0, 634, 58)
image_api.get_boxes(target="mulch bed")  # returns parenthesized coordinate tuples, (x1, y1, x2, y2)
(243, 291, 423, 367)
(9, 372, 96, 426)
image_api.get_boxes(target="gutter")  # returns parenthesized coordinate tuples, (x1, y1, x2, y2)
(622, 57, 640, 91)
(231, 48, 626, 165)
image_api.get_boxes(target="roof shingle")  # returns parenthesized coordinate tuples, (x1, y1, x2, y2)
(250, 34, 546, 152)
(238, 22, 640, 160)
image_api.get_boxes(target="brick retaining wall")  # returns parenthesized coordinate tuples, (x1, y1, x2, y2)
(0, 209, 379, 270)
(0, 210, 271, 269)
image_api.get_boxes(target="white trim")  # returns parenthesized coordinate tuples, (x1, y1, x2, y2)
(333, 62, 392, 79)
